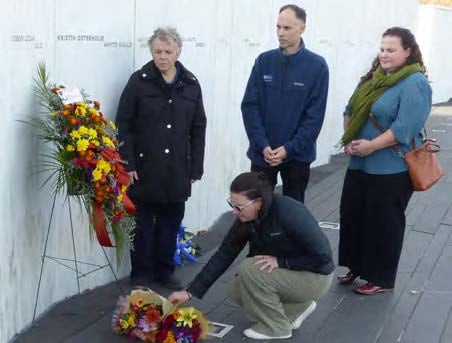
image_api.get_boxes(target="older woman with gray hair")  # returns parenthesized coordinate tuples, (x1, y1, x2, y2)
(115, 27, 207, 289)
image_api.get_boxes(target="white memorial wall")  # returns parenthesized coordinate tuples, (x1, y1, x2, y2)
(417, 5, 452, 104)
(1, 0, 451, 341)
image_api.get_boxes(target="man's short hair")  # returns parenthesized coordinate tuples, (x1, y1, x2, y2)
(279, 4, 306, 23)
(147, 26, 183, 53)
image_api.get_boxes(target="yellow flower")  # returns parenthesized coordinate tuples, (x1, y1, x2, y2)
(128, 315, 136, 327)
(66, 145, 75, 152)
(137, 299, 144, 307)
(92, 168, 102, 181)
(76, 139, 90, 152)
(102, 136, 115, 148)
(88, 128, 97, 139)
(97, 158, 111, 173)
(117, 194, 123, 202)
(109, 121, 117, 130)
(49, 112, 57, 117)
(88, 108, 99, 115)
(176, 308, 197, 328)
(78, 126, 89, 136)
(70, 130, 81, 139)
(120, 318, 130, 329)
(75, 106, 87, 116)
(121, 185, 128, 192)
(91, 139, 100, 147)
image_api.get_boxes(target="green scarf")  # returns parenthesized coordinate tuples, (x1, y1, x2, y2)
(340, 63, 422, 146)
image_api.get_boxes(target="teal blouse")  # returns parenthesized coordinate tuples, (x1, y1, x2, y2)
(346, 72, 432, 175)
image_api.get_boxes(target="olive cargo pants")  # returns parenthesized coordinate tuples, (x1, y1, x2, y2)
(228, 257, 333, 337)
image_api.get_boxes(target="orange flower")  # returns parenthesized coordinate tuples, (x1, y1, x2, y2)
(93, 100, 100, 109)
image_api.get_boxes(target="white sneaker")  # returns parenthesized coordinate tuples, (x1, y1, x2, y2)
(291, 301, 317, 330)
(243, 328, 292, 340)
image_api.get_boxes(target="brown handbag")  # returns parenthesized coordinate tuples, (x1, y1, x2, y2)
(404, 139, 444, 191)
(369, 114, 444, 191)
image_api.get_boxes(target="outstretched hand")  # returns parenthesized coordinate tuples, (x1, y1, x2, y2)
(168, 290, 191, 307)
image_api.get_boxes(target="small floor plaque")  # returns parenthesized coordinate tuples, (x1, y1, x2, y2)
(208, 322, 234, 338)
(319, 222, 340, 230)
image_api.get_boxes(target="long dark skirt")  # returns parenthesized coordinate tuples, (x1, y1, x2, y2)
(339, 169, 413, 288)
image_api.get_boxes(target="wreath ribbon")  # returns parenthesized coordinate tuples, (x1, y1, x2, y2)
(93, 149, 136, 247)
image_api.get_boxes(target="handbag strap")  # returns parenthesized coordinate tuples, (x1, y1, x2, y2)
(368, 113, 416, 158)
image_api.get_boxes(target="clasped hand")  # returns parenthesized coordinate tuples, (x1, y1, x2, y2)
(263, 146, 287, 166)
(345, 139, 375, 157)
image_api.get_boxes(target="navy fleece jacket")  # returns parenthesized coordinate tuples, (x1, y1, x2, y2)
(241, 41, 329, 166)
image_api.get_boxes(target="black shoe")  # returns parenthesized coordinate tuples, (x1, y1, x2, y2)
(155, 274, 182, 290)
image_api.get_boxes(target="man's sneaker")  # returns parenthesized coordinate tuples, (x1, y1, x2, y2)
(291, 301, 317, 330)
(243, 328, 292, 340)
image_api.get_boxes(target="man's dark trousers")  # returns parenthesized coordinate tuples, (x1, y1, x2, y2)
(251, 161, 310, 203)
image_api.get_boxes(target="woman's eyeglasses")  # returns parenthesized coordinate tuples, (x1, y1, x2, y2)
(226, 198, 256, 212)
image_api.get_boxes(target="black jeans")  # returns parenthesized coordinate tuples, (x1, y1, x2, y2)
(131, 202, 185, 280)
(251, 161, 311, 203)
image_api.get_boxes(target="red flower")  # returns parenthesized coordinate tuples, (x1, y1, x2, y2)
(73, 157, 90, 168)
(191, 320, 201, 341)
(145, 307, 161, 324)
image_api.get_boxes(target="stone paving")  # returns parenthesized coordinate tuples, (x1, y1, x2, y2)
(14, 107, 452, 343)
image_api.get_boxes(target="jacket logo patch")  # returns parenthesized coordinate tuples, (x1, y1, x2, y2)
(269, 232, 282, 237)
(263, 75, 272, 82)
(293, 82, 304, 87)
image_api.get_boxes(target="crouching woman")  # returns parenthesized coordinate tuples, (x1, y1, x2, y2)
(168, 172, 334, 340)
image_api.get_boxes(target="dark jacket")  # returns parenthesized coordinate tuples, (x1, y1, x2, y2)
(115, 61, 206, 204)
(187, 194, 334, 298)
(241, 41, 329, 166)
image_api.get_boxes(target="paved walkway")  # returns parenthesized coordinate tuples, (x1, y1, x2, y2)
(14, 107, 452, 343)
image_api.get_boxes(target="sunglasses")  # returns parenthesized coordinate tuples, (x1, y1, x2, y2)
(226, 198, 256, 212)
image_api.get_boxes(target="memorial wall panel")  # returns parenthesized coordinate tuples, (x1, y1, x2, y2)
(2, 1, 451, 341)
(54, 0, 135, 120)
(1, 1, 56, 341)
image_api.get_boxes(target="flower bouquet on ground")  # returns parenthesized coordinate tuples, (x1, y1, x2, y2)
(28, 63, 135, 263)
(112, 289, 209, 342)
(173, 225, 202, 266)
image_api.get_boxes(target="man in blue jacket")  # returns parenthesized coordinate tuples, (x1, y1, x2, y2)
(241, 4, 329, 203)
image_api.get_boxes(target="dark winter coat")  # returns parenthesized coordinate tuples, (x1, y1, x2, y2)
(115, 60, 206, 204)
(187, 194, 335, 298)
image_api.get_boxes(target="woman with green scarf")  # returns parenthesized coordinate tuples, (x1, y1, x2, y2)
(337, 27, 432, 295)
